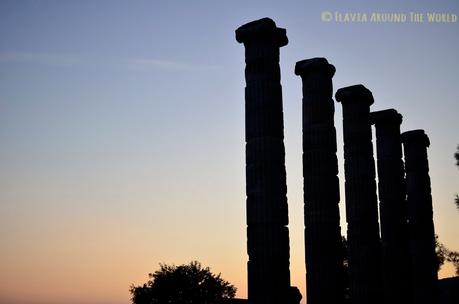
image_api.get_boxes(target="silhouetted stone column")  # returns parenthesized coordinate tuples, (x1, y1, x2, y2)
(371, 109, 410, 304)
(295, 58, 345, 304)
(236, 18, 298, 304)
(402, 130, 438, 304)
(335, 85, 382, 304)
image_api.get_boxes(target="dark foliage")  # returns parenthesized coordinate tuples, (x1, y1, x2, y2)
(341, 236, 351, 303)
(455, 145, 459, 210)
(130, 261, 236, 304)
(455, 145, 459, 167)
(436, 235, 459, 276)
(342, 235, 459, 281)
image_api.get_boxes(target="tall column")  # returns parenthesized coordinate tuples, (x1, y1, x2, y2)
(401, 130, 438, 304)
(236, 18, 297, 304)
(335, 85, 382, 304)
(295, 58, 345, 304)
(371, 109, 410, 304)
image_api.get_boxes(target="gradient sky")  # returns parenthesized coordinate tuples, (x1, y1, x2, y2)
(1, 1, 458, 303)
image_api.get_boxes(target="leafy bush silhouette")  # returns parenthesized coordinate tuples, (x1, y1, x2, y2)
(130, 261, 236, 304)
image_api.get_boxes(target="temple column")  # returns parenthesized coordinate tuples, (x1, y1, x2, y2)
(335, 85, 382, 304)
(371, 109, 410, 304)
(236, 18, 299, 304)
(295, 58, 345, 304)
(402, 130, 438, 304)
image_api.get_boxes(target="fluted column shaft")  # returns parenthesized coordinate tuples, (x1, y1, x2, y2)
(335, 85, 382, 304)
(236, 18, 293, 304)
(402, 130, 438, 304)
(371, 109, 410, 304)
(295, 58, 345, 304)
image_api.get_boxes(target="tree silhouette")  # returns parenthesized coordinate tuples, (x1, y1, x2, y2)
(455, 145, 459, 210)
(341, 236, 459, 287)
(436, 236, 459, 276)
(130, 261, 236, 304)
(341, 236, 351, 303)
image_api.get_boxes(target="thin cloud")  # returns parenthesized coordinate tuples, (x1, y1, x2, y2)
(129, 58, 221, 71)
(0, 52, 80, 67)
(0, 52, 221, 71)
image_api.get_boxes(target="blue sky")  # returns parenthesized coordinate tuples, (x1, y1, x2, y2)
(1, 1, 458, 303)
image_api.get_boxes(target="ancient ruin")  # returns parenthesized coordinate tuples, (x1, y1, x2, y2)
(335, 85, 382, 304)
(295, 58, 345, 304)
(234, 17, 450, 304)
(235, 18, 301, 304)
(402, 130, 438, 304)
(371, 109, 411, 304)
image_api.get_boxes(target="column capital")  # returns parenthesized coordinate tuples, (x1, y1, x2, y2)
(294, 57, 335, 78)
(370, 109, 403, 125)
(235, 17, 288, 47)
(401, 129, 430, 147)
(335, 84, 374, 106)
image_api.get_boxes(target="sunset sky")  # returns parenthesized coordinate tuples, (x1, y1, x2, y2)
(1, 1, 458, 303)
